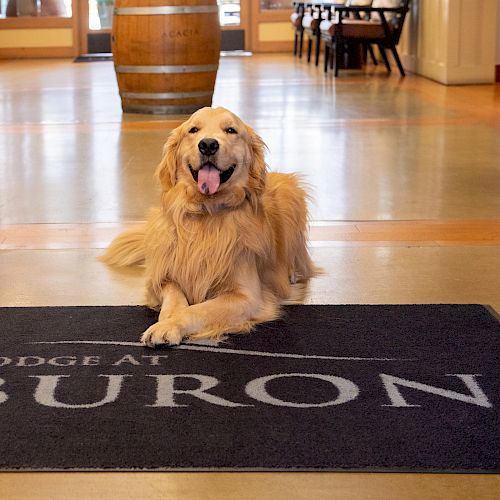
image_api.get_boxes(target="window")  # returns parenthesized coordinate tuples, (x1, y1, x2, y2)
(0, 0, 72, 17)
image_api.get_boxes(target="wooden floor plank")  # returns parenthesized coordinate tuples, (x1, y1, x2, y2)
(0, 472, 499, 500)
(2, 221, 498, 249)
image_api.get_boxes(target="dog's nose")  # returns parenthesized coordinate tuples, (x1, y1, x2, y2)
(198, 138, 219, 156)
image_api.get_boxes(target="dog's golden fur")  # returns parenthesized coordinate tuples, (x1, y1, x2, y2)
(100, 107, 317, 346)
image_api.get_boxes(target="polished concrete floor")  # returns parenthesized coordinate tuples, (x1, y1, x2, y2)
(0, 54, 499, 498)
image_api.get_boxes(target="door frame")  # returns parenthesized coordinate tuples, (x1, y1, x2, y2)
(250, 2, 294, 53)
(77, 0, 252, 56)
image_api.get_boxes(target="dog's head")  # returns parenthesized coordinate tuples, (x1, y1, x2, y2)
(156, 107, 267, 212)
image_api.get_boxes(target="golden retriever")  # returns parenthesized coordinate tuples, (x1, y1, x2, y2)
(100, 107, 318, 347)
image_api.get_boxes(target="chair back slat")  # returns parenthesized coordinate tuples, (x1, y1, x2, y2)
(390, 0, 411, 44)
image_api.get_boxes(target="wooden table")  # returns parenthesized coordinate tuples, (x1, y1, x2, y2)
(292, 1, 364, 70)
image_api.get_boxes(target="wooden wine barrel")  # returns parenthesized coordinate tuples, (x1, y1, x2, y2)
(112, 0, 221, 115)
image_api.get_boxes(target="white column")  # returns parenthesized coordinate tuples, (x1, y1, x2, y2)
(400, 0, 498, 84)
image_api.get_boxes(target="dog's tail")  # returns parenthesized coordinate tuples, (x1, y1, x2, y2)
(99, 225, 146, 267)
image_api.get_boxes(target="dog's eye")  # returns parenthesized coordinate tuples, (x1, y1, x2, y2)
(225, 127, 237, 134)
(188, 127, 199, 134)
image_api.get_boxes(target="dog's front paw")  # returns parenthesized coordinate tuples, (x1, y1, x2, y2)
(141, 320, 184, 348)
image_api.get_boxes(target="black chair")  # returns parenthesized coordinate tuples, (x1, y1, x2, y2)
(304, 1, 351, 66)
(321, 0, 411, 77)
(291, 2, 306, 57)
(302, 3, 324, 65)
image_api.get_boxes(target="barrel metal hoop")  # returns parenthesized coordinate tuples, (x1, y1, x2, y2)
(123, 104, 211, 115)
(115, 64, 218, 74)
(114, 5, 218, 15)
(121, 90, 213, 99)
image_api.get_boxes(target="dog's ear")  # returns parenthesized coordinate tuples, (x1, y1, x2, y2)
(155, 125, 181, 191)
(246, 125, 267, 198)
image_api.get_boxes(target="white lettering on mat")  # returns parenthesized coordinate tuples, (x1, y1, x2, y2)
(0, 373, 492, 409)
(245, 373, 360, 408)
(29, 375, 130, 409)
(380, 374, 493, 408)
(147, 375, 250, 408)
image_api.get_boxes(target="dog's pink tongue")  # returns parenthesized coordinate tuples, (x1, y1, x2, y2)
(197, 164, 220, 195)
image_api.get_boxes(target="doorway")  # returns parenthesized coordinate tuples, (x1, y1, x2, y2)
(78, 0, 249, 56)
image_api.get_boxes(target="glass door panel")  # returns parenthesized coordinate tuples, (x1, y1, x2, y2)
(0, 0, 71, 17)
(89, 0, 113, 30)
(259, 0, 290, 10)
(218, 0, 240, 26)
